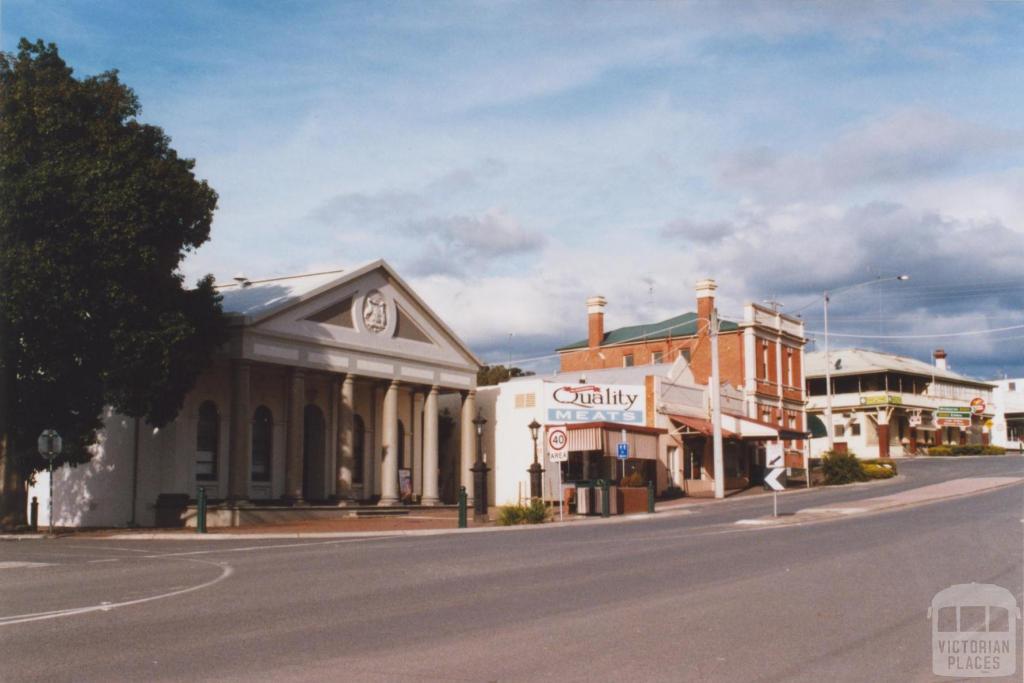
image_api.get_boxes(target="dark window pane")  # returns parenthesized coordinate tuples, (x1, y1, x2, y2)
(196, 401, 219, 481)
(251, 406, 272, 482)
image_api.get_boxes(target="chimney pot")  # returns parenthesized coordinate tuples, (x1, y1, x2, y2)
(587, 296, 607, 349)
(696, 278, 716, 335)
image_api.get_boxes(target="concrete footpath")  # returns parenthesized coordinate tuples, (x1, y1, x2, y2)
(735, 476, 1023, 526)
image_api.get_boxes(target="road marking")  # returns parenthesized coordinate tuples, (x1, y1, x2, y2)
(0, 559, 232, 627)
(87, 559, 119, 564)
(144, 536, 386, 558)
(0, 561, 53, 569)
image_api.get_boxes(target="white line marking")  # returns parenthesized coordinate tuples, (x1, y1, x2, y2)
(0, 560, 232, 627)
(145, 536, 384, 558)
(87, 559, 119, 564)
(0, 561, 53, 569)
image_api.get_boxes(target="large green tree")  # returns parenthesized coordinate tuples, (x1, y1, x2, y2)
(0, 39, 227, 528)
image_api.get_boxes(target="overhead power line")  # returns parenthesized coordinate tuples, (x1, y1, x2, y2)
(809, 323, 1024, 340)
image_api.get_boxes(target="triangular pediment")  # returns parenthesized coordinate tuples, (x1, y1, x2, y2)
(241, 261, 479, 376)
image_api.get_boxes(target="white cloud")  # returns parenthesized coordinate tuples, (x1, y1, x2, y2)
(719, 109, 1024, 200)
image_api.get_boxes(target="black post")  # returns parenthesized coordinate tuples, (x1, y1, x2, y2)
(458, 486, 467, 528)
(472, 412, 490, 522)
(196, 487, 207, 534)
(30, 496, 38, 531)
(528, 461, 544, 500)
(600, 479, 610, 518)
(647, 481, 655, 514)
(528, 419, 543, 499)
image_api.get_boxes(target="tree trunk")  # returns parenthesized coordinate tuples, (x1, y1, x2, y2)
(0, 434, 28, 529)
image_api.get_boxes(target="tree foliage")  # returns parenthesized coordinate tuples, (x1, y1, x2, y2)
(0, 39, 226, 524)
(477, 364, 534, 386)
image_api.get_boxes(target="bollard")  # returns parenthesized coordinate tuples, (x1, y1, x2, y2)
(457, 486, 468, 528)
(30, 496, 39, 531)
(647, 481, 655, 514)
(196, 487, 208, 534)
(600, 479, 610, 518)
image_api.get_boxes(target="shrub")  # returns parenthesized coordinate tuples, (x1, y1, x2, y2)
(523, 498, 548, 524)
(861, 463, 895, 479)
(862, 458, 898, 476)
(821, 450, 868, 485)
(662, 485, 685, 500)
(496, 498, 549, 526)
(926, 444, 1006, 456)
(497, 504, 525, 526)
(619, 471, 646, 487)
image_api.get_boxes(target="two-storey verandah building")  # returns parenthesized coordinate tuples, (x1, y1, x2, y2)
(32, 260, 483, 528)
(805, 348, 995, 458)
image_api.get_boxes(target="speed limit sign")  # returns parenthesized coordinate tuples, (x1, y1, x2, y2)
(547, 424, 569, 462)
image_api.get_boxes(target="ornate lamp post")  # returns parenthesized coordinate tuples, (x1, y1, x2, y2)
(471, 411, 490, 522)
(528, 419, 544, 499)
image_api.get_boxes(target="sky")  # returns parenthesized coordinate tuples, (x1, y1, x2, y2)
(4, 1, 1024, 379)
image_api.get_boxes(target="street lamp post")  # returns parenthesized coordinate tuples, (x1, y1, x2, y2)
(471, 411, 490, 522)
(527, 419, 543, 499)
(823, 275, 909, 451)
(37, 429, 62, 536)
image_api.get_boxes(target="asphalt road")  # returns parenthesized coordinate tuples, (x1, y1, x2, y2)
(2, 456, 1022, 682)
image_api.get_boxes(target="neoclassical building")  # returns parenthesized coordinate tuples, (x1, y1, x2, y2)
(33, 260, 483, 527)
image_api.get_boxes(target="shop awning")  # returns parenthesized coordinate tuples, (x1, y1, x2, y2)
(721, 413, 781, 441)
(565, 422, 664, 460)
(669, 413, 788, 441)
(668, 415, 740, 439)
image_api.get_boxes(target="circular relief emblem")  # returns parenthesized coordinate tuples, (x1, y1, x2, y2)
(362, 290, 388, 334)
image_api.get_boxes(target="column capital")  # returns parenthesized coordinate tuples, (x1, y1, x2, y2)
(428, 384, 440, 395)
(389, 379, 402, 389)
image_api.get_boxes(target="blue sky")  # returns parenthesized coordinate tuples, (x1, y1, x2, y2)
(5, 1, 1024, 378)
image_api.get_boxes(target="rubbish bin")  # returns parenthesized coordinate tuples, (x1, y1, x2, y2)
(574, 480, 596, 515)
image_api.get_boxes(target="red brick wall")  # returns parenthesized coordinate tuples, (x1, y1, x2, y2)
(559, 339, 696, 373)
(690, 330, 744, 388)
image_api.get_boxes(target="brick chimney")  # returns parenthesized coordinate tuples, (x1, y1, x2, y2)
(587, 296, 607, 348)
(695, 278, 717, 335)
(934, 348, 948, 371)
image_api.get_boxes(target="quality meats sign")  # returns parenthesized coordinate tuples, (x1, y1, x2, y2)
(545, 383, 645, 424)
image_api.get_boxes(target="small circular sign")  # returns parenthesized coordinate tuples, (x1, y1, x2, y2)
(970, 397, 986, 415)
(547, 428, 567, 453)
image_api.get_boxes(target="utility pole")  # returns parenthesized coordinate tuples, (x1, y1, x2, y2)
(823, 290, 834, 452)
(710, 309, 725, 499)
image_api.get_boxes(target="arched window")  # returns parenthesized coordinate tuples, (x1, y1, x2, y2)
(196, 401, 219, 481)
(352, 414, 365, 484)
(251, 406, 272, 482)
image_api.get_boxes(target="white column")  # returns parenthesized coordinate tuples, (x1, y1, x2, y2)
(379, 380, 400, 505)
(336, 374, 355, 502)
(421, 386, 441, 505)
(413, 390, 425, 499)
(460, 389, 477, 502)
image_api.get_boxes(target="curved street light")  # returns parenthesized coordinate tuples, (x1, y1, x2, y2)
(823, 274, 910, 451)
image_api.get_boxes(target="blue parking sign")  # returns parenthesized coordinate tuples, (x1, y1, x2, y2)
(616, 442, 629, 459)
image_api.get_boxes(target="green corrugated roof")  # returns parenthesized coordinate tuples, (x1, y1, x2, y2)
(556, 312, 738, 351)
